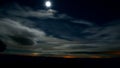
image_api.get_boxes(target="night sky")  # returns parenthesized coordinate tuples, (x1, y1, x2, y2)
(0, 0, 120, 58)
(0, 0, 120, 24)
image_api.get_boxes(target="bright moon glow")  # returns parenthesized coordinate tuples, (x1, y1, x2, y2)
(45, 1, 52, 8)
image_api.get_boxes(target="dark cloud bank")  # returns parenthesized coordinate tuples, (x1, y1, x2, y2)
(0, 4, 120, 56)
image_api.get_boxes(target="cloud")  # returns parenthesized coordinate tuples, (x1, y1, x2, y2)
(0, 19, 45, 37)
(8, 9, 56, 19)
(3, 5, 71, 20)
(82, 21, 120, 43)
(9, 36, 35, 46)
(72, 20, 94, 26)
(0, 5, 93, 41)
(0, 40, 6, 52)
(0, 4, 120, 56)
(0, 18, 69, 48)
(54, 44, 98, 49)
(0, 19, 43, 46)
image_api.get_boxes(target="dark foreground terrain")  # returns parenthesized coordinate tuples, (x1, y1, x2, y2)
(0, 53, 120, 64)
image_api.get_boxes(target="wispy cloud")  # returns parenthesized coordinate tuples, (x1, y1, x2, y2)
(0, 18, 69, 48)
(0, 4, 120, 55)
(72, 20, 94, 26)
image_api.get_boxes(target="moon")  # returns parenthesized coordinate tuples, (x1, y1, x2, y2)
(45, 1, 52, 8)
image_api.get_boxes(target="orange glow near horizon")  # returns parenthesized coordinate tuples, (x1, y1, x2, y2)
(30, 53, 40, 56)
(90, 55, 102, 58)
(63, 55, 78, 58)
(104, 51, 120, 55)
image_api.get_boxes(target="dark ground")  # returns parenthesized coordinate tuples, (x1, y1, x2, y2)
(0, 53, 120, 64)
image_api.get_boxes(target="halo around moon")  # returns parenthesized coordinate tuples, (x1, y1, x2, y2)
(45, 1, 52, 8)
